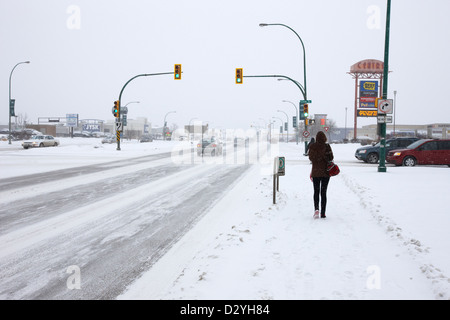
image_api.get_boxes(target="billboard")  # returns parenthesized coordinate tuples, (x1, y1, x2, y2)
(66, 114, 78, 127)
(82, 124, 100, 132)
(358, 80, 378, 116)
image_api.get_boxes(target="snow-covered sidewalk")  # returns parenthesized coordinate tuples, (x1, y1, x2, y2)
(119, 143, 450, 300)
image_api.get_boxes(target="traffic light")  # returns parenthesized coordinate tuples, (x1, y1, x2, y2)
(235, 68, 243, 84)
(174, 64, 182, 80)
(9, 99, 15, 117)
(113, 100, 120, 118)
(303, 104, 309, 118)
(299, 104, 305, 120)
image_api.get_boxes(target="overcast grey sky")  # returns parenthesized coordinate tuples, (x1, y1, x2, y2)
(1, 0, 450, 130)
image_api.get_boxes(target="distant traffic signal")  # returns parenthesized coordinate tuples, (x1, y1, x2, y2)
(9, 99, 15, 117)
(113, 100, 120, 118)
(303, 104, 309, 118)
(174, 64, 182, 80)
(235, 68, 243, 84)
(299, 104, 305, 120)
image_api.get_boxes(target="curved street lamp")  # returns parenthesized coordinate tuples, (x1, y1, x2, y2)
(9, 61, 30, 144)
(277, 109, 289, 143)
(259, 23, 307, 99)
(188, 117, 199, 141)
(272, 116, 284, 142)
(282, 100, 299, 144)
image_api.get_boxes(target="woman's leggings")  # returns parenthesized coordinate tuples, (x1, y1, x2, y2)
(312, 177, 330, 214)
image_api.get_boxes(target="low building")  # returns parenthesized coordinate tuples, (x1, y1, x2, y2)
(104, 117, 151, 140)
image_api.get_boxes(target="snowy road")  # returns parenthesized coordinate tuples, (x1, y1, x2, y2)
(0, 151, 250, 299)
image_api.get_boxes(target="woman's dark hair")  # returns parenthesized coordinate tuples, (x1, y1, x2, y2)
(316, 131, 327, 143)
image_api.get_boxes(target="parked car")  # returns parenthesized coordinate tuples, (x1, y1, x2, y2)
(386, 139, 450, 167)
(197, 137, 223, 156)
(101, 135, 115, 144)
(355, 137, 419, 164)
(140, 135, 153, 143)
(22, 135, 59, 149)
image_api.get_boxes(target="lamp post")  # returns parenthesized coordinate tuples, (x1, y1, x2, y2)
(282, 100, 298, 145)
(393, 90, 397, 137)
(277, 109, 289, 143)
(272, 117, 284, 142)
(260, 23, 309, 151)
(121, 101, 139, 138)
(123, 101, 139, 108)
(259, 23, 307, 100)
(122, 100, 139, 118)
(163, 110, 176, 140)
(8, 61, 30, 144)
(189, 117, 198, 141)
(345, 107, 348, 143)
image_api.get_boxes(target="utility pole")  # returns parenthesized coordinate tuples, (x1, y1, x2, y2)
(378, 0, 391, 173)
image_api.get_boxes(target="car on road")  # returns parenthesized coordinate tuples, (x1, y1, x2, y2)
(355, 137, 419, 164)
(101, 135, 115, 144)
(197, 137, 223, 156)
(386, 139, 450, 167)
(140, 135, 153, 143)
(22, 135, 59, 149)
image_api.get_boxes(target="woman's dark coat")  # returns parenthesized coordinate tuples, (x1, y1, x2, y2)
(308, 131, 334, 178)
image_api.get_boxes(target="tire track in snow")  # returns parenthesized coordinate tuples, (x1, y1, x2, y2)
(340, 172, 450, 299)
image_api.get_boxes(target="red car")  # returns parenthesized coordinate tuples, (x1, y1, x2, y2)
(386, 139, 450, 167)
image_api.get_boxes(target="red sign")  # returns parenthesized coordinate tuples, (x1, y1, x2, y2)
(360, 97, 376, 103)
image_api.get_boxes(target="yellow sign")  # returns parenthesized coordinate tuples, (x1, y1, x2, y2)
(357, 110, 378, 117)
(363, 82, 377, 90)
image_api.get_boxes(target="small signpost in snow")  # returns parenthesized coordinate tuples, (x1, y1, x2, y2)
(273, 156, 285, 204)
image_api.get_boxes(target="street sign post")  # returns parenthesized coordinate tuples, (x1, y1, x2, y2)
(377, 115, 393, 123)
(273, 156, 285, 204)
(376, 98, 393, 114)
(278, 157, 285, 176)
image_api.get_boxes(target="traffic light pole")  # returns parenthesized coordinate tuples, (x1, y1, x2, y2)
(243, 74, 308, 150)
(116, 72, 175, 151)
(378, 0, 391, 173)
(8, 61, 30, 144)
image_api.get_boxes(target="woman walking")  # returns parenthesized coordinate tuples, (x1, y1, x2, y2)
(308, 131, 334, 219)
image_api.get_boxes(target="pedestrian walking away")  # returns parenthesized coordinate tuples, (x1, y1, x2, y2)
(308, 131, 334, 219)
